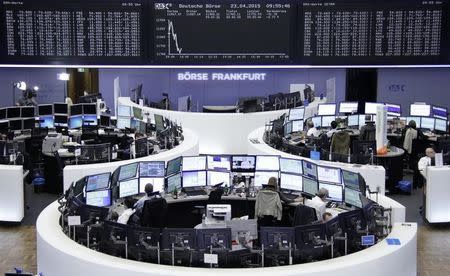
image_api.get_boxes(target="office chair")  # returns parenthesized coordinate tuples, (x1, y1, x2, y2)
(208, 188, 224, 204)
(292, 205, 317, 226)
(141, 197, 168, 228)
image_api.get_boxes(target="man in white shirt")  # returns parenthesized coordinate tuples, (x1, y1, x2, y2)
(305, 188, 329, 220)
(326, 121, 338, 138)
(117, 197, 136, 225)
(418, 148, 436, 172)
(306, 121, 320, 137)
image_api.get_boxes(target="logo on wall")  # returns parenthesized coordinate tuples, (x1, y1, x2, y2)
(388, 84, 406, 93)
(177, 72, 267, 81)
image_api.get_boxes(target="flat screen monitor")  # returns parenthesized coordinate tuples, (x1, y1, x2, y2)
(139, 178, 164, 194)
(435, 119, 447, 132)
(319, 182, 343, 202)
(410, 104, 431, 117)
(0, 121, 8, 133)
(85, 172, 111, 192)
(132, 107, 143, 120)
(311, 116, 322, 128)
(167, 173, 182, 193)
(254, 171, 279, 187)
(69, 115, 83, 129)
(207, 171, 230, 186)
(154, 114, 165, 131)
(70, 104, 82, 116)
(21, 106, 35, 118)
(182, 171, 207, 188)
(117, 117, 131, 129)
(280, 173, 303, 192)
(406, 117, 421, 128)
(117, 105, 131, 117)
(7, 107, 21, 118)
(321, 116, 335, 128)
(86, 189, 111, 207)
(161, 228, 196, 250)
(385, 103, 401, 117)
(421, 117, 435, 130)
(22, 118, 35, 129)
(39, 115, 54, 128)
(289, 107, 305, 121)
(432, 105, 447, 120)
(139, 161, 165, 177)
(9, 119, 22, 131)
(182, 156, 207, 171)
(291, 120, 303, 132)
(358, 115, 366, 128)
(54, 103, 68, 114)
(83, 104, 97, 115)
(347, 114, 359, 127)
(279, 157, 303, 175)
(317, 166, 341, 184)
(54, 115, 68, 126)
(339, 102, 358, 114)
(318, 104, 336, 116)
(344, 187, 362, 208)
(38, 104, 53, 116)
(0, 108, 6, 119)
(284, 122, 292, 135)
(302, 161, 317, 179)
(302, 176, 318, 196)
(197, 228, 232, 250)
(260, 227, 294, 249)
(119, 178, 139, 198)
(118, 163, 138, 181)
(231, 155, 256, 172)
(166, 157, 182, 176)
(342, 170, 360, 192)
(83, 115, 98, 126)
(256, 155, 279, 171)
(100, 115, 110, 127)
(207, 155, 231, 171)
(365, 102, 383, 115)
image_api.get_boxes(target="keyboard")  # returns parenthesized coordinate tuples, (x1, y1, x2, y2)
(185, 190, 207, 197)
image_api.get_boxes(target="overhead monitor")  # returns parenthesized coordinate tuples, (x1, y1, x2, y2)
(254, 171, 279, 187)
(7, 107, 21, 118)
(9, 119, 22, 131)
(22, 118, 35, 129)
(347, 114, 359, 127)
(0, 108, 6, 119)
(70, 104, 82, 116)
(207, 155, 231, 171)
(166, 157, 182, 176)
(69, 115, 83, 129)
(256, 155, 280, 171)
(207, 171, 230, 186)
(182, 156, 207, 171)
(280, 173, 303, 192)
(421, 117, 435, 130)
(82, 103, 97, 115)
(182, 170, 207, 188)
(117, 105, 132, 117)
(291, 120, 304, 132)
(231, 155, 256, 172)
(339, 102, 358, 114)
(302, 160, 317, 179)
(406, 117, 421, 128)
(116, 117, 131, 129)
(302, 176, 318, 196)
(85, 189, 111, 207)
(119, 178, 139, 198)
(321, 116, 336, 128)
(317, 104, 336, 116)
(432, 105, 447, 120)
(132, 107, 143, 120)
(319, 182, 343, 202)
(21, 106, 35, 118)
(364, 102, 383, 115)
(53, 103, 68, 114)
(289, 107, 305, 121)
(139, 161, 165, 177)
(385, 103, 401, 117)
(38, 104, 53, 116)
(317, 166, 341, 184)
(435, 119, 447, 132)
(410, 104, 431, 117)
(342, 170, 360, 192)
(118, 162, 138, 181)
(82, 115, 98, 126)
(85, 172, 111, 192)
(279, 157, 303, 175)
(167, 173, 182, 193)
(311, 116, 322, 128)
(139, 177, 165, 194)
(344, 187, 362, 208)
(54, 115, 68, 127)
(39, 115, 54, 128)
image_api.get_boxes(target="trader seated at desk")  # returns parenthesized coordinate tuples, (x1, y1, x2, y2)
(134, 183, 162, 217)
(306, 120, 320, 137)
(359, 115, 376, 141)
(305, 188, 329, 220)
(326, 121, 338, 138)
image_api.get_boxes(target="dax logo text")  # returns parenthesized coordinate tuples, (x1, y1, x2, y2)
(388, 84, 406, 93)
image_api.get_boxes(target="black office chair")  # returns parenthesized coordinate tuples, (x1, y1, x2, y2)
(292, 204, 317, 226)
(141, 197, 168, 229)
(208, 188, 224, 204)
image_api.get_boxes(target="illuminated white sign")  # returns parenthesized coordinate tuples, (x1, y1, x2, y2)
(177, 72, 267, 81)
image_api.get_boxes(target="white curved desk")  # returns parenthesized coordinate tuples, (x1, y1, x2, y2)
(0, 165, 24, 222)
(36, 199, 415, 276)
(63, 128, 199, 192)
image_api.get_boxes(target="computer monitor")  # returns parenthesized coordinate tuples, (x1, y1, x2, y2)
(132, 107, 143, 120)
(339, 102, 358, 114)
(432, 105, 447, 120)
(295, 223, 326, 249)
(182, 171, 207, 188)
(117, 117, 131, 129)
(21, 106, 35, 118)
(127, 225, 161, 248)
(207, 155, 231, 171)
(134, 138, 148, 157)
(182, 156, 207, 171)
(291, 120, 304, 132)
(231, 155, 256, 172)
(39, 115, 54, 128)
(0, 108, 6, 119)
(22, 118, 35, 130)
(7, 107, 21, 118)
(139, 177, 165, 194)
(317, 166, 341, 184)
(406, 117, 421, 128)
(289, 107, 305, 121)
(161, 228, 196, 250)
(54, 115, 68, 127)
(140, 161, 165, 177)
(38, 104, 53, 116)
(154, 114, 165, 132)
(70, 104, 82, 116)
(85, 172, 111, 192)
(341, 170, 361, 192)
(260, 227, 295, 248)
(69, 115, 83, 129)
(321, 116, 335, 128)
(100, 115, 110, 127)
(85, 189, 111, 207)
(311, 116, 322, 128)
(166, 157, 182, 176)
(167, 173, 182, 193)
(344, 187, 363, 208)
(364, 102, 383, 115)
(82, 103, 97, 115)
(117, 105, 131, 117)
(118, 162, 138, 181)
(53, 103, 68, 114)
(119, 178, 139, 198)
(421, 117, 435, 130)
(284, 121, 292, 136)
(256, 155, 280, 171)
(9, 119, 22, 131)
(385, 103, 401, 117)
(347, 114, 359, 127)
(318, 104, 336, 116)
(358, 115, 366, 128)
(0, 121, 8, 134)
(83, 115, 98, 126)
(196, 228, 232, 250)
(302, 176, 318, 196)
(435, 119, 447, 132)
(254, 171, 279, 187)
(207, 171, 230, 186)
(280, 173, 303, 192)
(410, 104, 431, 117)
(319, 182, 343, 202)
(302, 160, 317, 179)
(279, 157, 302, 175)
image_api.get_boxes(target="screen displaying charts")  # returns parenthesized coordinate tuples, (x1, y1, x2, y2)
(318, 104, 336, 116)
(231, 155, 256, 172)
(291, 120, 303, 132)
(319, 182, 343, 202)
(321, 116, 335, 128)
(166, 157, 182, 176)
(345, 187, 362, 208)
(302, 176, 318, 196)
(302, 161, 317, 179)
(182, 171, 207, 188)
(119, 178, 139, 198)
(365, 103, 383, 114)
(347, 114, 359, 127)
(432, 106, 447, 120)
(254, 171, 279, 187)
(207, 155, 231, 171)
(119, 163, 138, 181)
(410, 104, 431, 117)
(280, 173, 302, 192)
(207, 171, 230, 186)
(317, 166, 341, 184)
(289, 107, 305, 121)
(342, 170, 360, 191)
(311, 116, 321, 128)
(339, 102, 358, 114)
(182, 156, 207, 171)
(385, 103, 401, 117)
(69, 115, 83, 129)
(139, 178, 165, 194)
(86, 189, 111, 207)
(85, 173, 110, 192)
(435, 119, 447, 132)
(167, 173, 182, 193)
(117, 117, 131, 129)
(139, 161, 165, 177)
(256, 156, 280, 171)
(279, 157, 302, 174)
(421, 117, 435, 130)
(117, 105, 132, 117)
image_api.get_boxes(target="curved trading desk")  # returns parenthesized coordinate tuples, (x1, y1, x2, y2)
(63, 128, 199, 192)
(0, 164, 25, 222)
